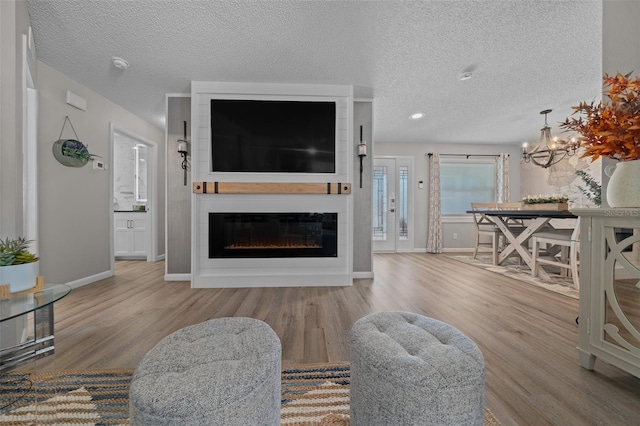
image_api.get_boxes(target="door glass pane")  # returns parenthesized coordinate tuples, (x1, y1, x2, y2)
(398, 166, 408, 240)
(373, 166, 387, 241)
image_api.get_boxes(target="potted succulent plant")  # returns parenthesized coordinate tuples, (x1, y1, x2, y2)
(0, 236, 39, 292)
(560, 72, 640, 207)
(52, 139, 98, 167)
(52, 116, 98, 167)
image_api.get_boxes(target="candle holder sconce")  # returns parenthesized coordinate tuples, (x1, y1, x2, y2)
(177, 120, 189, 186)
(357, 125, 367, 188)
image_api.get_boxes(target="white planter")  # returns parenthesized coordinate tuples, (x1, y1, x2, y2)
(52, 139, 89, 167)
(0, 261, 39, 292)
(606, 159, 640, 208)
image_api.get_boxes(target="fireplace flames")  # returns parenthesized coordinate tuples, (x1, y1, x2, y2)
(227, 239, 321, 250)
(209, 212, 336, 258)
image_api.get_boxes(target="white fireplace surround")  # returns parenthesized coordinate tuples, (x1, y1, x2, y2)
(190, 82, 354, 288)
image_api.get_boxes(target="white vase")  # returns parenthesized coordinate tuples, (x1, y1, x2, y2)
(0, 261, 39, 292)
(606, 159, 640, 208)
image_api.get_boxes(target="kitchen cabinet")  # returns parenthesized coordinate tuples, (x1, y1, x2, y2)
(114, 212, 147, 258)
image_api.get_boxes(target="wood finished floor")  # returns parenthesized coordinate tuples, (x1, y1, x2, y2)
(34, 253, 640, 425)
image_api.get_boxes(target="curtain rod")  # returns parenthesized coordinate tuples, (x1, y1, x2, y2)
(426, 153, 507, 158)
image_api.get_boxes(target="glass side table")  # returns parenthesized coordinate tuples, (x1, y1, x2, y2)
(0, 283, 71, 372)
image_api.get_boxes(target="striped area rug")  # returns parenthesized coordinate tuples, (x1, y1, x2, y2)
(281, 363, 350, 425)
(450, 254, 579, 299)
(0, 369, 130, 425)
(0, 363, 498, 425)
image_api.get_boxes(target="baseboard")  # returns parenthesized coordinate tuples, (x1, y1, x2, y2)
(374, 248, 474, 254)
(164, 273, 191, 282)
(353, 271, 374, 279)
(167, 272, 373, 281)
(63, 270, 113, 289)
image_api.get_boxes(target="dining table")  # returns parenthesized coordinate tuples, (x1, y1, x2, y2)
(466, 209, 578, 279)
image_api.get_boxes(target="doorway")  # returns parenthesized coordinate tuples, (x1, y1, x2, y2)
(109, 124, 158, 266)
(372, 156, 414, 252)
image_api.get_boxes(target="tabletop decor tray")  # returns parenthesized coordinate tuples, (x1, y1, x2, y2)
(521, 203, 569, 211)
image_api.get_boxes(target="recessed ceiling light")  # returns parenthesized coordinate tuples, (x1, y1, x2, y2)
(111, 57, 129, 70)
(459, 71, 473, 81)
(409, 112, 426, 120)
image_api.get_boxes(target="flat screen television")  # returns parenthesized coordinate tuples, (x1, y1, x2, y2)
(211, 99, 336, 173)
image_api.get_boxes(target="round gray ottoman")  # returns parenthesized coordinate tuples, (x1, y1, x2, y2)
(349, 311, 485, 426)
(129, 317, 281, 425)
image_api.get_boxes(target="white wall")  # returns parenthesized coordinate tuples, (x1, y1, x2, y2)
(521, 153, 602, 208)
(0, 0, 30, 237)
(375, 142, 522, 250)
(37, 62, 164, 285)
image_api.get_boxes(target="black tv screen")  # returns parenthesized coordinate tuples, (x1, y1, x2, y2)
(211, 99, 336, 173)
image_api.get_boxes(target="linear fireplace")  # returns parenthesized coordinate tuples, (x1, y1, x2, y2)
(209, 213, 338, 259)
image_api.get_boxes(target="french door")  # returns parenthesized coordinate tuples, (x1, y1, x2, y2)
(372, 157, 413, 252)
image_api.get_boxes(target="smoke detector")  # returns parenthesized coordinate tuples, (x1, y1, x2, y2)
(111, 57, 129, 70)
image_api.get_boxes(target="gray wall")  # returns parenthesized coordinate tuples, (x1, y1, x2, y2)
(353, 101, 373, 274)
(603, 1, 640, 76)
(166, 96, 191, 274)
(165, 97, 373, 276)
(37, 62, 164, 284)
(602, 0, 640, 207)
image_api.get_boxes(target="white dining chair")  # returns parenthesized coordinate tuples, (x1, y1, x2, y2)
(471, 202, 528, 265)
(470, 202, 500, 265)
(530, 217, 580, 289)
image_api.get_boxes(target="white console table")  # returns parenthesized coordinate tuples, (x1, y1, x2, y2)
(573, 208, 640, 378)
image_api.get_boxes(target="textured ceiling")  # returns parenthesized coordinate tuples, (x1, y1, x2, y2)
(26, 0, 603, 146)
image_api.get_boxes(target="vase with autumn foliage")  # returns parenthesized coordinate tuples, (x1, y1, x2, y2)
(561, 72, 640, 207)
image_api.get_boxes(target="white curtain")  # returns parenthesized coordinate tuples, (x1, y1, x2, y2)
(426, 153, 442, 253)
(496, 153, 510, 202)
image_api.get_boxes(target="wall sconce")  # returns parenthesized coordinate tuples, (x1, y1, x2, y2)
(357, 125, 367, 188)
(177, 120, 189, 186)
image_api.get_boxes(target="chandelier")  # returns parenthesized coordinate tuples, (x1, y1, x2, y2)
(522, 109, 580, 168)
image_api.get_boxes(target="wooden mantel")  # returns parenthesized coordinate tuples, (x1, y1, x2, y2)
(193, 182, 351, 195)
